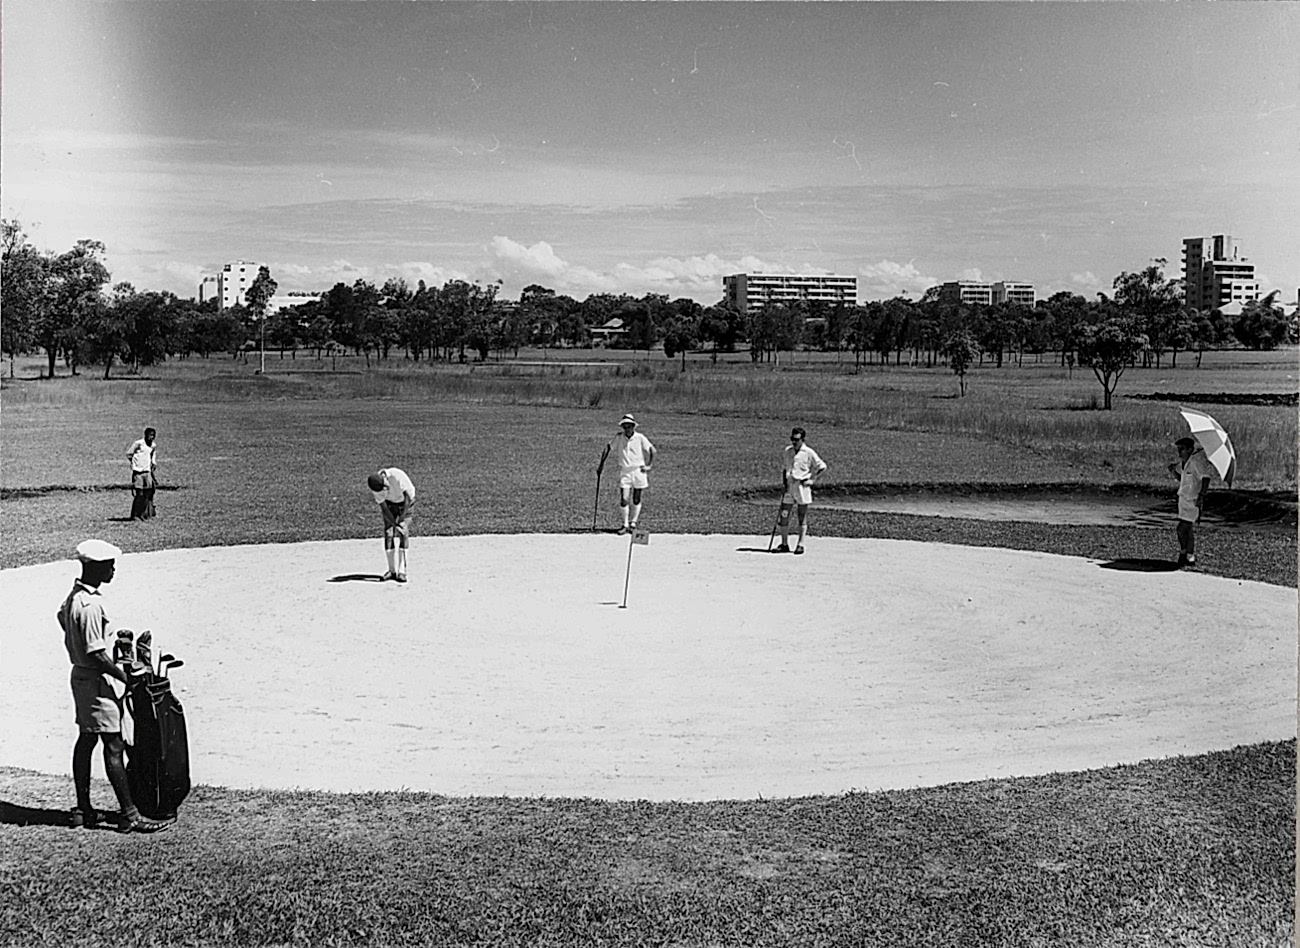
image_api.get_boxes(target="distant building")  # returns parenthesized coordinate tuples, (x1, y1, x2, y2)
(589, 317, 627, 347)
(217, 260, 262, 310)
(992, 281, 1035, 306)
(1182, 235, 1259, 312)
(267, 293, 321, 315)
(937, 281, 993, 306)
(198, 275, 219, 304)
(722, 273, 857, 314)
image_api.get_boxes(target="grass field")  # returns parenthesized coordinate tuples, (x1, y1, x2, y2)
(1, 349, 1294, 946)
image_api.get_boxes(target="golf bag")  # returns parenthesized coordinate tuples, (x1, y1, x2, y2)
(125, 669, 191, 821)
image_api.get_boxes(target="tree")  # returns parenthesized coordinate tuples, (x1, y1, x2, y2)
(941, 329, 981, 397)
(33, 239, 111, 378)
(1076, 315, 1147, 410)
(1231, 292, 1290, 350)
(1186, 308, 1227, 368)
(245, 266, 278, 372)
(1111, 258, 1182, 367)
(698, 303, 743, 362)
(1, 219, 47, 377)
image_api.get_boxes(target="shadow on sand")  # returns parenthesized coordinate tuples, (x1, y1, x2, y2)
(1098, 558, 1182, 573)
(327, 573, 387, 583)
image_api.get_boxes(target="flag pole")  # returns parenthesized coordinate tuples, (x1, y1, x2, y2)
(620, 532, 634, 608)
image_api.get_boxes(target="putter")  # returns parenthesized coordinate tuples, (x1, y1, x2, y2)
(593, 442, 611, 531)
(767, 477, 786, 552)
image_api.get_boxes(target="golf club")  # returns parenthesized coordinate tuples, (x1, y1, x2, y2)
(593, 442, 611, 531)
(767, 476, 786, 552)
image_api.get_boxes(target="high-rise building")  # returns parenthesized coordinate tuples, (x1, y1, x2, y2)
(992, 281, 1035, 306)
(722, 273, 857, 314)
(198, 275, 219, 304)
(217, 260, 262, 310)
(1182, 235, 1259, 312)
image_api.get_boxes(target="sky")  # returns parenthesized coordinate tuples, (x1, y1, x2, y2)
(3, 1, 1297, 306)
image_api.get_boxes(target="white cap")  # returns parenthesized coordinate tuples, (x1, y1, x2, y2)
(619, 414, 637, 427)
(75, 539, 122, 563)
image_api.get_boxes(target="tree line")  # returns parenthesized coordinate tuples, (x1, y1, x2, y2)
(3, 221, 1294, 407)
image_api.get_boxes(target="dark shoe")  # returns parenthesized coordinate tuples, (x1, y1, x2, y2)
(119, 813, 172, 834)
(1184, 555, 1197, 569)
(395, 573, 408, 584)
(618, 526, 630, 536)
(793, 547, 805, 555)
(70, 807, 101, 829)
(775, 543, 791, 553)
(382, 571, 396, 582)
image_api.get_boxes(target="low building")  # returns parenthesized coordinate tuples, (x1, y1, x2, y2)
(722, 273, 857, 314)
(937, 281, 993, 306)
(588, 317, 627, 347)
(992, 281, 1035, 306)
(198, 275, 219, 305)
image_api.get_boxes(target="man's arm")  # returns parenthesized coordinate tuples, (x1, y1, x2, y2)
(1196, 476, 1211, 509)
(642, 443, 656, 472)
(88, 647, 131, 684)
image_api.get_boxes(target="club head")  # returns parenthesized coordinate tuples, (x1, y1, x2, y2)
(166, 659, 185, 670)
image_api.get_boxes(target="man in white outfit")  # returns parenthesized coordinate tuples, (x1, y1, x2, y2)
(610, 414, 656, 535)
(367, 467, 416, 582)
(1167, 436, 1214, 568)
(777, 427, 828, 555)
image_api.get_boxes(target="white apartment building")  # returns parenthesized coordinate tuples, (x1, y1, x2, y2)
(992, 281, 1035, 306)
(198, 275, 219, 305)
(217, 260, 262, 310)
(722, 273, 858, 314)
(1182, 235, 1259, 312)
(938, 281, 993, 306)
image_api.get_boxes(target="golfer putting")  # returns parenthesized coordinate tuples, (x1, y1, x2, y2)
(609, 414, 656, 535)
(367, 467, 415, 582)
(776, 427, 827, 555)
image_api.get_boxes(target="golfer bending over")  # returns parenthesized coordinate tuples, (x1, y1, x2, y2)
(60, 539, 171, 833)
(777, 427, 827, 555)
(1168, 436, 1214, 568)
(611, 414, 656, 535)
(368, 467, 416, 582)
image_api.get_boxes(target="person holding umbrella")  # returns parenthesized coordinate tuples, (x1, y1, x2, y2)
(1168, 436, 1215, 568)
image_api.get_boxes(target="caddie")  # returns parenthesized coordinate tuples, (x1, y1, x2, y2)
(610, 414, 656, 535)
(59, 539, 170, 833)
(777, 426, 828, 555)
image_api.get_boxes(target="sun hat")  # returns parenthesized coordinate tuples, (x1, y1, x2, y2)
(367, 471, 386, 491)
(75, 539, 122, 563)
(619, 414, 637, 427)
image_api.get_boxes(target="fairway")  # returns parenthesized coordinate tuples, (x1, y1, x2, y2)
(5, 533, 1291, 801)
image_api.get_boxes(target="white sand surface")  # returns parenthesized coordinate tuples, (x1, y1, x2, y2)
(3, 534, 1293, 801)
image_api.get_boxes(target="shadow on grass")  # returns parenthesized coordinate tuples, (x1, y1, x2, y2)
(327, 573, 388, 583)
(0, 800, 114, 828)
(736, 546, 781, 554)
(1098, 558, 1181, 573)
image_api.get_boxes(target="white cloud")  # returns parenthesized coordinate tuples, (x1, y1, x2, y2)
(957, 267, 985, 283)
(1070, 271, 1099, 287)
(857, 259, 937, 300)
(489, 236, 617, 294)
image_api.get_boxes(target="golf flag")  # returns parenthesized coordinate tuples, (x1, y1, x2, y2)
(1179, 407, 1236, 487)
(631, 527, 650, 545)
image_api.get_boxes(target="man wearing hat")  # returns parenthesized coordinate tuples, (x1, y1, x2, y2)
(58, 540, 170, 833)
(368, 467, 416, 582)
(610, 414, 656, 535)
(1168, 436, 1215, 568)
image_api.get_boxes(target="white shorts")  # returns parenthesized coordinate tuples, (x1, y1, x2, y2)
(619, 470, 649, 491)
(782, 481, 813, 506)
(1177, 496, 1201, 522)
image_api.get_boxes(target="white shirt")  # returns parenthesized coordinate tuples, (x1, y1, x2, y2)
(127, 438, 156, 474)
(614, 431, 655, 474)
(1177, 449, 1215, 501)
(783, 443, 827, 483)
(371, 467, 416, 504)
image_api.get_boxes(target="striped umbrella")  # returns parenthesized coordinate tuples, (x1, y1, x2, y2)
(1179, 407, 1236, 487)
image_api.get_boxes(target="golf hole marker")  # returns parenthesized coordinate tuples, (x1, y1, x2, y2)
(621, 527, 650, 608)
